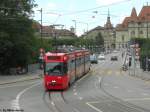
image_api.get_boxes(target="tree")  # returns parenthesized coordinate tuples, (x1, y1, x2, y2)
(95, 32, 104, 47)
(0, 0, 36, 74)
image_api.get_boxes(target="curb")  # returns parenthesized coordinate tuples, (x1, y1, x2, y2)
(0, 75, 42, 85)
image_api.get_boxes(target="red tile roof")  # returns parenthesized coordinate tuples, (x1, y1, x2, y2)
(130, 7, 137, 18)
(116, 6, 150, 31)
(138, 6, 150, 22)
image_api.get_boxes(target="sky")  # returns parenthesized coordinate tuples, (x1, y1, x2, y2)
(33, 0, 149, 36)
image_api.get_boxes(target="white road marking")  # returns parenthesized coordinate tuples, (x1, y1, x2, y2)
(0, 82, 37, 89)
(127, 90, 133, 93)
(79, 97, 83, 100)
(77, 72, 90, 83)
(98, 77, 102, 83)
(73, 85, 76, 88)
(104, 83, 109, 86)
(113, 86, 119, 89)
(74, 92, 77, 95)
(86, 102, 103, 112)
(51, 101, 55, 106)
(73, 108, 80, 112)
(142, 93, 149, 96)
(124, 97, 150, 101)
(11, 83, 40, 110)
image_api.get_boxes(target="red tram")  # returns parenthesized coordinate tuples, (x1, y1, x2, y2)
(43, 48, 91, 90)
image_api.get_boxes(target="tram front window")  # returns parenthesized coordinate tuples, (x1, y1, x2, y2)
(45, 62, 67, 75)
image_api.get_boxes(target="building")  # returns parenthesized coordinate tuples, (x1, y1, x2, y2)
(83, 10, 115, 51)
(116, 5, 150, 49)
(32, 22, 77, 39)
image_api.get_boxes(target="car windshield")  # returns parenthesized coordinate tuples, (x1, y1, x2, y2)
(45, 62, 67, 76)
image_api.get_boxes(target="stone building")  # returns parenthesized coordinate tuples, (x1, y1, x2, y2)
(84, 11, 115, 51)
(116, 5, 150, 49)
(32, 22, 77, 39)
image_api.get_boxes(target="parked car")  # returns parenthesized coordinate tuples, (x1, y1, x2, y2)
(90, 54, 98, 64)
(98, 54, 105, 60)
(111, 56, 118, 61)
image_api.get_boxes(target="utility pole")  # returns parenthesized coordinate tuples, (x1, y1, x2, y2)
(50, 24, 64, 51)
(72, 20, 77, 34)
(37, 8, 43, 46)
(146, 3, 149, 71)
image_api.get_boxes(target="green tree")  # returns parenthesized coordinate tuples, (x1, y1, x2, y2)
(0, 0, 36, 73)
(95, 32, 104, 47)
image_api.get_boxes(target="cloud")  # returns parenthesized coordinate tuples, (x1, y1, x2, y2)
(96, 0, 127, 6)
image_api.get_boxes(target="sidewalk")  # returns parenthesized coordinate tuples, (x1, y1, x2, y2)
(128, 61, 150, 81)
(0, 69, 43, 85)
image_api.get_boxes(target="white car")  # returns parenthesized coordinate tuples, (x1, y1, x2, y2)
(98, 54, 105, 60)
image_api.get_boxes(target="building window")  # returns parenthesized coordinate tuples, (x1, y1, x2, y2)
(122, 44, 124, 48)
(122, 35, 124, 41)
(131, 31, 135, 37)
(139, 31, 143, 34)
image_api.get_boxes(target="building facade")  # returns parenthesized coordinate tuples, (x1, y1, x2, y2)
(116, 5, 150, 49)
(84, 11, 116, 52)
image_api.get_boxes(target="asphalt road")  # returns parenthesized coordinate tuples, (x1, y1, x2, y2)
(0, 51, 150, 112)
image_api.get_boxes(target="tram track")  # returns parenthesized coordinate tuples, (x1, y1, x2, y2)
(43, 91, 80, 112)
(96, 75, 150, 112)
(84, 60, 150, 112)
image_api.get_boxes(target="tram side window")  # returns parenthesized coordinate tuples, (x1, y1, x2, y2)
(85, 55, 90, 63)
(68, 59, 75, 71)
(76, 58, 81, 67)
(81, 57, 84, 64)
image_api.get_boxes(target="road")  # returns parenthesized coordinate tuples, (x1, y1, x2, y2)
(0, 51, 150, 112)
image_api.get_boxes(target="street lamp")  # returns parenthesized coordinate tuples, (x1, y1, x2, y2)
(78, 21, 89, 32)
(146, 12, 149, 71)
(37, 8, 43, 45)
(50, 24, 64, 51)
(72, 20, 77, 34)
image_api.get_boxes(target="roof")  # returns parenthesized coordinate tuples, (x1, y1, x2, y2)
(116, 5, 150, 31)
(130, 7, 137, 18)
(138, 6, 150, 22)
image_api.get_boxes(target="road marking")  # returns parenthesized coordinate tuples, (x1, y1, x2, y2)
(104, 83, 109, 86)
(113, 86, 119, 89)
(115, 71, 120, 75)
(51, 101, 55, 106)
(0, 82, 38, 89)
(79, 97, 83, 100)
(145, 81, 150, 84)
(124, 97, 150, 101)
(142, 93, 149, 96)
(11, 82, 40, 110)
(77, 71, 90, 83)
(107, 70, 112, 75)
(74, 92, 77, 95)
(73, 88, 76, 92)
(98, 77, 102, 83)
(127, 90, 133, 93)
(86, 102, 103, 112)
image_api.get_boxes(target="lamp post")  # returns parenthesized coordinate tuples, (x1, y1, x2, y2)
(78, 21, 88, 32)
(37, 8, 43, 46)
(72, 20, 77, 34)
(146, 12, 149, 71)
(50, 24, 64, 51)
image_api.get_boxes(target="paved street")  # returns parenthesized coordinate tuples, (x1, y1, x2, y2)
(0, 51, 150, 112)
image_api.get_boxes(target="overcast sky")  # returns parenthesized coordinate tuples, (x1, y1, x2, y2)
(33, 0, 149, 36)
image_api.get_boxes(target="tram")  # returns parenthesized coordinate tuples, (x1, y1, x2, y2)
(43, 48, 91, 90)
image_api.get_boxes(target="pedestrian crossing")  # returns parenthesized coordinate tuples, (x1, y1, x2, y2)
(91, 68, 128, 76)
